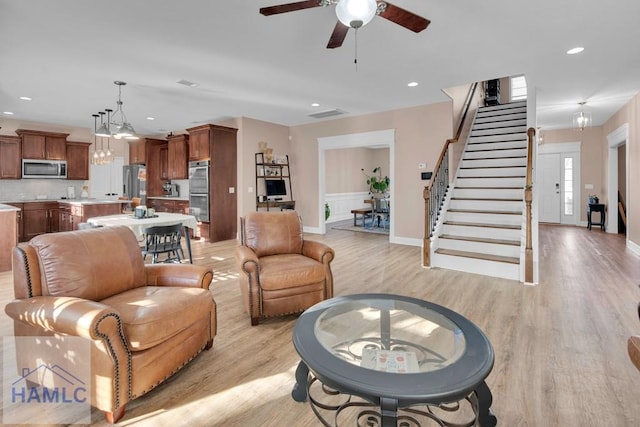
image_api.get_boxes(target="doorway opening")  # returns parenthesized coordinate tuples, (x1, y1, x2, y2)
(607, 124, 629, 235)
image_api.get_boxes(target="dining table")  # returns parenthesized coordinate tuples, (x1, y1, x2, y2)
(86, 212, 199, 263)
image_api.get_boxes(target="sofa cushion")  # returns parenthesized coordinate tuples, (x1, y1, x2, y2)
(30, 226, 146, 300)
(259, 254, 325, 291)
(101, 286, 213, 351)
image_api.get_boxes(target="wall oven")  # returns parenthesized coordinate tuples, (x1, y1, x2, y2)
(22, 159, 67, 179)
(189, 160, 210, 222)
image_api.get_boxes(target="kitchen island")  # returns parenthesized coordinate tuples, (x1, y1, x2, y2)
(0, 204, 20, 272)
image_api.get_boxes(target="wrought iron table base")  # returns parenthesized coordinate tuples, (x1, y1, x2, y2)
(292, 362, 496, 427)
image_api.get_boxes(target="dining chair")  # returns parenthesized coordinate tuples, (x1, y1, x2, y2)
(142, 223, 184, 263)
(370, 197, 390, 229)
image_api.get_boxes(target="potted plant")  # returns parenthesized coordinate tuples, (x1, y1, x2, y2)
(361, 167, 390, 197)
(589, 194, 599, 204)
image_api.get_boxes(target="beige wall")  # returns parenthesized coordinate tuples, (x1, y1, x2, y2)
(289, 102, 453, 239)
(325, 147, 388, 194)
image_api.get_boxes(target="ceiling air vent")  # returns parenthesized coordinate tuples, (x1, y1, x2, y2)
(308, 109, 347, 119)
(177, 79, 199, 88)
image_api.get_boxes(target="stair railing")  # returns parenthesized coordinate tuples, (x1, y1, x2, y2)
(423, 82, 478, 267)
(524, 127, 535, 282)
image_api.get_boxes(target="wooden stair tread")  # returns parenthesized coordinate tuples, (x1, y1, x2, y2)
(444, 221, 521, 230)
(439, 234, 520, 246)
(463, 156, 526, 160)
(448, 209, 522, 215)
(451, 197, 523, 202)
(435, 248, 520, 264)
(458, 176, 525, 179)
(455, 186, 523, 190)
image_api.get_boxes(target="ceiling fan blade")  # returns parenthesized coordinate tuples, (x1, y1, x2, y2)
(327, 21, 349, 49)
(260, 0, 322, 16)
(377, 1, 430, 33)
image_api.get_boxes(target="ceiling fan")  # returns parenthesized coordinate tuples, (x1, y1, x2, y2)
(260, 0, 430, 49)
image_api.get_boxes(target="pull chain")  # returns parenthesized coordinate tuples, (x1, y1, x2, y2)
(354, 27, 359, 71)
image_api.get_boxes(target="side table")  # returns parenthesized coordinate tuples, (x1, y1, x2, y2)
(587, 203, 605, 231)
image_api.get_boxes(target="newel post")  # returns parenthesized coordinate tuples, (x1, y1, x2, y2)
(423, 186, 431, 267)
(524, 127, 535, 283)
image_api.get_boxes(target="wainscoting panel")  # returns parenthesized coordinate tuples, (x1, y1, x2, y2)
(325, 192, 370, 223)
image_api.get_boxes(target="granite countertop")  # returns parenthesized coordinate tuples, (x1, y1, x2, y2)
(0, 199, 126, 205)
(147, 196, 189, 201)
(0, 203, 21, 212)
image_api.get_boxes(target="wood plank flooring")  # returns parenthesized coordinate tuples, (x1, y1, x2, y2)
(1, 224, 640, 426)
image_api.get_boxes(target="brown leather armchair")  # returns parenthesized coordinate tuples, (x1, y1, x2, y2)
(5, 226, 216, 423)
(236, 211, 334, 326)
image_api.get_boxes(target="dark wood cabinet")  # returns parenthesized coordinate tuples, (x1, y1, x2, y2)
(144, 138, 168, 197)
(129, 140, 146, 164)
(160, 145, 169, 180)
(167, 134, 189, 179)
(147, 198, 188, 214)
(23, 202, 59, 241)
(0, 135, 22, 179)
(187, 124, 237, 242)
(59, 204, 73, 232)
(16, 129, 69, 160)
(66, 141, 91, 180)
(186, 126, 210, 161)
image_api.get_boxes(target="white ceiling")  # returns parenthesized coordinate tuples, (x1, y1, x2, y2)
(2, 0, 640, 137)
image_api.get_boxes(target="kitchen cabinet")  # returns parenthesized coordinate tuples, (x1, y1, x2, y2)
(186, 126, 210, 161)
(23, 202, 59, 241)
(66, 141, 91, 180)
(0, 135, 22, 179)
(59, 202, 124, 231)
(186, 124, 237, 242)
(144, 138, 168, 197)
(129, 140, 146, 164)
(16, 129, 68, 160)
(167, 134, 189, 179)
(160, 145, 168, 180)
(147, 198, 189, 214)
(59, 204, 73, 232)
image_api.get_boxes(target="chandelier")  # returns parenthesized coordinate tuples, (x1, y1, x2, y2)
(95, 81, 139, 140)
(572, 101, 592, 131)
(91, 112, 114, 165)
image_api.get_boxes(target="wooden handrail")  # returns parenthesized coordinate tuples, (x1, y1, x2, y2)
(524, 127, 535, 283)
(423, 82, 478, 267)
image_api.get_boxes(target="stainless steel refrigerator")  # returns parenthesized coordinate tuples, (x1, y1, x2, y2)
(123, 165, 147, 205)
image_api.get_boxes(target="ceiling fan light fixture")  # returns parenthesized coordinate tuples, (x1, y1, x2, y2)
(336, 0, 377, 28)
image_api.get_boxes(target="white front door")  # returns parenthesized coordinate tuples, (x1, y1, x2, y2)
(539, 153, 561, 223)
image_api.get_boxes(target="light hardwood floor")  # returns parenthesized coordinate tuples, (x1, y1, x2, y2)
(1, 224, 640, 426)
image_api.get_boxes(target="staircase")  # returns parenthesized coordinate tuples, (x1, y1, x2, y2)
(430, 101, 528, 281)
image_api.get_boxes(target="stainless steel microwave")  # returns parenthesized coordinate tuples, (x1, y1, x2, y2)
(22, 159, 67, 179)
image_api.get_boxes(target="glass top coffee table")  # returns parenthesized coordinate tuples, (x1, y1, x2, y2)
(291, 293, 496, 426)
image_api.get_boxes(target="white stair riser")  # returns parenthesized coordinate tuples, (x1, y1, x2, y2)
(466, 140, 527, 151)
(449, 199, 524, 211)
(461, 157, 526, 168)
(464, 148, 527, 159)
(445, 211, 522, 226)
(456, 177, 525, 187)
(473, 118, 527, 130)
(441, 223, 521, 240)
(438, 238, 521, 258)
(471, 126, 527, 137)
(431, 252, 520, 281)
(458, 167, 526, 177)
(468, 133, 528, 143)
(475, 112, 527, 124)
(453, 188, 523, 199)
(478, 102, 526, 113)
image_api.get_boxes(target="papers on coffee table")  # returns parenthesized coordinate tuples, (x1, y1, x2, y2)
(360, 348, 419, 373)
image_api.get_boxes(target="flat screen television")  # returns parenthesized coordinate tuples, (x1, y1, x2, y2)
(265, 179, 287, 197)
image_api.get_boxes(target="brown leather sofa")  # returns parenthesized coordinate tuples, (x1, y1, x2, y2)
(236, 211, 334, 326)
(4, 226, 216, 423)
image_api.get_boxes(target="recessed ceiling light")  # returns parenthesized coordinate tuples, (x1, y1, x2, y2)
(311, 103, 320, 107)
(19, 96, 32, 101)
(407, 82, 419, 87)
(567, 47, 584, 55)
(146, 117, 155, 121)
(3, 111, 14, 115)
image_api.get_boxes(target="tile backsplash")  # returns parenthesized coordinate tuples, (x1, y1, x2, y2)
(0, 179, 88, 202)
